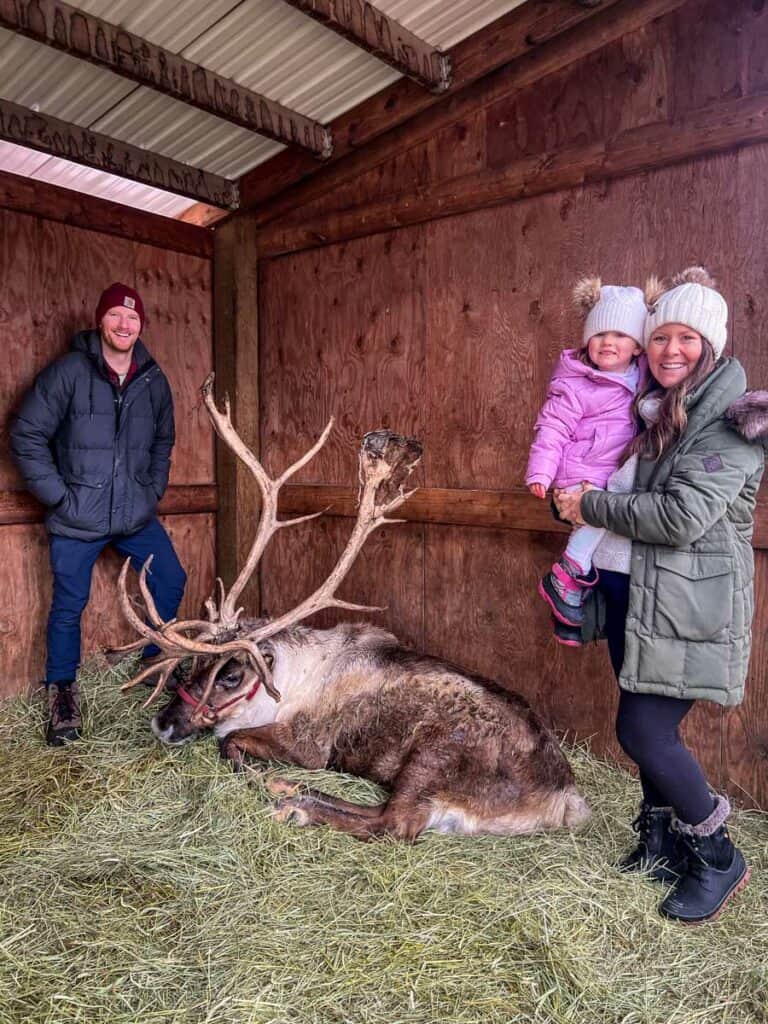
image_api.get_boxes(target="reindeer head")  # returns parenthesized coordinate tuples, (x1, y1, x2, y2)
(114, 373, 422, 742)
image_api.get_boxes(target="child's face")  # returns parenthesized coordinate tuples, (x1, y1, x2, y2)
(586, 331, 642, 373)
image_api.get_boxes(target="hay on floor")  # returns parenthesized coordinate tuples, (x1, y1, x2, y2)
(0, 659, 766, 1024)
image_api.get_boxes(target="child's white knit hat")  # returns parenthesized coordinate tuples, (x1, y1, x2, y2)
(643, 267, 728, 358)
(574, 278, 646, 345)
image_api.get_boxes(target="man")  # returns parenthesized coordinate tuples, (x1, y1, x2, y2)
(10, 283, 187, 745)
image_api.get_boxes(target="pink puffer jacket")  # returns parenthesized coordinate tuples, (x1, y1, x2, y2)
(525, 349, 641, 490)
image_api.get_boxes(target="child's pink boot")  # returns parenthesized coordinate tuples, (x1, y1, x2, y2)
(539, 554, 598, 629)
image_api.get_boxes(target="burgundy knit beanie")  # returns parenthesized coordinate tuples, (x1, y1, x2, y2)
(95, 282, 146, 331)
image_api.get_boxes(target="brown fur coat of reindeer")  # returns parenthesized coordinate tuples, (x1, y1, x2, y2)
(114, 376, 589, 842)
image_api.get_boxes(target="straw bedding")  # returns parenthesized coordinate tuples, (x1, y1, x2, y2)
(0, 659, 766, 1024)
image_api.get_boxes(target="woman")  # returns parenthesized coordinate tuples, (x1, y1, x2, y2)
(555, 267, 767, 924)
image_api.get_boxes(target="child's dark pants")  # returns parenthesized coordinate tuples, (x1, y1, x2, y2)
(46, 518, 187, 684)
(598, 569, 715, 826)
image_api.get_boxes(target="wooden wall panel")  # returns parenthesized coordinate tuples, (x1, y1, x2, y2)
(261, 518, 425, 652)
(486, 20, 670, 170)
(252, 1, 768, 805)
(259, 229, 427, 486)
(134, 245, 214, 485)
(0, 514, 215, 698)
(423, 524, 623, 762)
(723, 550, 768, 809)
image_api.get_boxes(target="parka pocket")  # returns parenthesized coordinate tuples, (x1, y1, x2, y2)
(56, 475, 109, 533)
(653, 550, 733, 641)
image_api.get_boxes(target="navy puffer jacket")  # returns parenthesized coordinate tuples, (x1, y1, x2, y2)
(10, 330, 174, 540)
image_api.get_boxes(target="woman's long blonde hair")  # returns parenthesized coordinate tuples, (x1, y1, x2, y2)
(626, 340, 717, 462)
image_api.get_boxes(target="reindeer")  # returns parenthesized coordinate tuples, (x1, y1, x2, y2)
(113, 375, 589, 842)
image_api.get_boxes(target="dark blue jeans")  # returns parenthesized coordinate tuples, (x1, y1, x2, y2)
(598, 569, 714, 825)
(46, 518, 187, 684)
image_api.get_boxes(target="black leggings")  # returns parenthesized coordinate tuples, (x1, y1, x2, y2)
(598, 570, 715, 826)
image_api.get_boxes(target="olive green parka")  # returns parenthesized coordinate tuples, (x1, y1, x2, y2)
(582, 358, 766, 706)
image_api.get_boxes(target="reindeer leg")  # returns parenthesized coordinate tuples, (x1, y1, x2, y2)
(219, 723, 325, 773)
(273, 795, 390, 840)
(274, 776, 432, 843)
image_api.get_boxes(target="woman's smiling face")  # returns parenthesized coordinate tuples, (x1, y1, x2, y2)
(646, 322, 704, 388)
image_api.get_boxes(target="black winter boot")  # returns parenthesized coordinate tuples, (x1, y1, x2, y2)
(46, 680, 82, 746)
(659, 795, 750, 924)
(618, 803, 686, 883)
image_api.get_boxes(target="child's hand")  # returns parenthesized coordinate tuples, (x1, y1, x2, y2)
(528, 483, 547, 500)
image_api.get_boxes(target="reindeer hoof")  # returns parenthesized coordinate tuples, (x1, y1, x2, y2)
(272, 797, 311, 827)
(265, 777, 301, 798)
(219, 737, 245, 771)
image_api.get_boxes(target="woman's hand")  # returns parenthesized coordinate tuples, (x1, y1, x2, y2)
(553, 483, 594, 525)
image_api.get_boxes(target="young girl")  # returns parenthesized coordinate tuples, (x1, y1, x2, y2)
(525, 279, 646, 642)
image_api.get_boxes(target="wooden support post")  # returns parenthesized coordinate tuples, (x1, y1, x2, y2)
(0, 99, 238, 208)
(213, 215, 261, 614)
(0, 0, 332, 159)
(283, 0, 451, 93)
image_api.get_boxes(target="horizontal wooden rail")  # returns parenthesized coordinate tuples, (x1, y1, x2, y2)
(0, 169, 214, 258)
(0, 485, 218, 526)
(259, 91, 768, 257)
(279, 484, 768, 549)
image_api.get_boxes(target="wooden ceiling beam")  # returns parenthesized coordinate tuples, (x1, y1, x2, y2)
(237, 0, 644, 211)
(282, 0, 451, 93)
(0, 168, 213, 258)
(0, 0, 332, 159)
(0, 99, 239, 208)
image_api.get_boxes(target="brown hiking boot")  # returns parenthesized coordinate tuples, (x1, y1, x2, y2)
(46, 681, 82, 746)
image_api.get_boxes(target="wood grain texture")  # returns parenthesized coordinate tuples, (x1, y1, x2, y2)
(259, 229, 427, 487)
(0, 169, 214, 258)
(261, 516, 424, 652)
(0, 514, 215, 698)
(134, 245, 214, 485)
(423, 524, 623, 761)
(213, 215, 261, 614)
(723, 550, 768, 809)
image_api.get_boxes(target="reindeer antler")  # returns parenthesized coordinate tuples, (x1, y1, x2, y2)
(118, 373, 422, 714)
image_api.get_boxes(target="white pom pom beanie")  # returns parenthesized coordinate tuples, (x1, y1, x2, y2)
(581, 284, 646, 345)
(644, 268, 728, 358)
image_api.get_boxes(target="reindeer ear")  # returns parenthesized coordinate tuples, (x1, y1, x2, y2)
(573, 276, 601, 313)
(644, 274, 667, 309)
(670, 265, 716, 289)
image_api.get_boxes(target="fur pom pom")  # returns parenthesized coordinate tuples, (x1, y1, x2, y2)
(644, 274, 666, 309)
(573, 276, 601, 313)
(670, 266, 717, 289)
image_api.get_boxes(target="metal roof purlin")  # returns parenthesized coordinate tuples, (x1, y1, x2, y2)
(0, 0, 334, 159)
(282, 0, 452, 93)
(0, 98, 240, 207)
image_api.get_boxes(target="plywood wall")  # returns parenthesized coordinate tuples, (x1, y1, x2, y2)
(0, 206, 215, 696)
(254, 0, 768, 806)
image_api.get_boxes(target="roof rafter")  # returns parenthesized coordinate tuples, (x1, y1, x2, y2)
(0, 0, 333, 159)
(282, 0, 451, 93)
(0, 99, 239, 208)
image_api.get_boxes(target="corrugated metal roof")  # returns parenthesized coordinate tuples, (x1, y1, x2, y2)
(0, 0, 528, 217)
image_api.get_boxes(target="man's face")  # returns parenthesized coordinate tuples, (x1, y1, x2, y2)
(100, 305, 141, 356)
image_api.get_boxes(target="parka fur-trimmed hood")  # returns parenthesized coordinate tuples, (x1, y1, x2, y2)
(725, 390, 768, 449)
